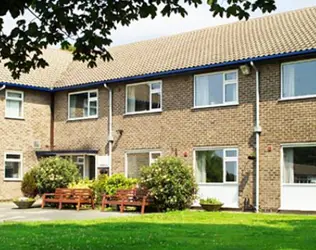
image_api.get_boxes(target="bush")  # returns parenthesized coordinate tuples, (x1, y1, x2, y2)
(21, 168, 38, 198)
(92, 174, 137, 203)
(34, 157, 80, 194)
(68, 178, 94, 189)
(140, 156, 198, 211)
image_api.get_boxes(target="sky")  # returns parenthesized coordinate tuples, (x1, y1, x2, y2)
(2, 0, 316, 47)
(110, 0, 316, 46)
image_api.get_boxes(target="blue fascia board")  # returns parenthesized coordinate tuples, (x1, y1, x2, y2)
(2, 48, 316, 93)
(0, 81, 52, 92)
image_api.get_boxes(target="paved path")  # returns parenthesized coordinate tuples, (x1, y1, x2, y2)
(0, 202, 138, 223)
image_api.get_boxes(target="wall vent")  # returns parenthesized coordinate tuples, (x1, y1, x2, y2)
(33, 140, 41, 149)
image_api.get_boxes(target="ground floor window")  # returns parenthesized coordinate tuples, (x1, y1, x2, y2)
(283, 146, 316, 184)
(4, 152, 22, 180)
(60, 155, 96, 180)
(126, 151, 161, 178)
(72, 156, 85, 178)
(195, 148, 238, 183)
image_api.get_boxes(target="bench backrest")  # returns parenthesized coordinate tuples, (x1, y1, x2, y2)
(55, 188, 73, 199)
(54, 188, 93, 200)
(72, 189, 93, 200)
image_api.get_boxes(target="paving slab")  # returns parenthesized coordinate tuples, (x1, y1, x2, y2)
(0, 202, 138, 223)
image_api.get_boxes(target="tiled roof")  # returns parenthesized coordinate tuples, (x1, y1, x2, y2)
(0, 49, 73, 89)
(1, 7, 316, 89)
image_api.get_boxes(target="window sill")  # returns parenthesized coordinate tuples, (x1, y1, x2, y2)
(198, 182, 238, 186)
(124, 110, 162, 116)
(5, 116, 25, 120)
(4, 178, 22, 182)
(282, 183, 316, 187)
(67, 116, 98, 122)
(191, 103, 239, 110)
(279, 95, 316, 102)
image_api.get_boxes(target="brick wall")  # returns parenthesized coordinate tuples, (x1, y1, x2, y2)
(110, 68, 257, 209)
(53, 87, 108, 155)
(259, 60, 316, 211)
(0, 89, 51, 200)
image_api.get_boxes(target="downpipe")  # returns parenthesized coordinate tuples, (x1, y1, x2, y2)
(104, 84, 113, 175)
(250, 61, 261, 213)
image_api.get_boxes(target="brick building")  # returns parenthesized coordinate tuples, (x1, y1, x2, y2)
(1, 7, 316, 211)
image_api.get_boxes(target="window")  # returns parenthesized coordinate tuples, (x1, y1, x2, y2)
(126, 81, 162, 114)
(195, 148, 238, 183)
(5, 90, 24, 119)
(126, 151, 161, 178)
(283, 146, 316, 184)
(4, 153, 22, 180)
(72, 156, 85, 178)
(282, 59, 316, 99)
(194, 71, 238, 107)
(69, 90, 98, 119)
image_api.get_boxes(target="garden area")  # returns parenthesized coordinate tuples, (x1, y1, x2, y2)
(3, 156, 316, 249)
(1, 211, 316, 249)
(13, 156, 199, 212)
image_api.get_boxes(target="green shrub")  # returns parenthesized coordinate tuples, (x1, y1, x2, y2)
(200, 198, 222, 205)
(68, 178, 94, 189)
(34, 157, 80, 194)
(21, 168, 38, 198)
(92, 174, 137, 203)
(140, 156, 198, 211)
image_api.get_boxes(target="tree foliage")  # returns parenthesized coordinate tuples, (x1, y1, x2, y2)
(1, 0, 276, 79)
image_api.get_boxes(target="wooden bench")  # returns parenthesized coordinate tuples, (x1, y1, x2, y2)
(42, 188, 95, 211)
(101, 188, 150, 214)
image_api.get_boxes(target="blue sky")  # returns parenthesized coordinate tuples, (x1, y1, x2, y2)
(3, 0, 316, 47)
(110, 0, 316, 46)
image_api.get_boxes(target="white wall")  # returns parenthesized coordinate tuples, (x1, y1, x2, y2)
(281, 184, 316, 211)
(194, 183, 239, 208)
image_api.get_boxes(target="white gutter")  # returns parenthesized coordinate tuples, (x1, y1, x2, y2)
(250, 61, 261, 213)
(103, 84, 113, 175)
(0, 85, 6, 91)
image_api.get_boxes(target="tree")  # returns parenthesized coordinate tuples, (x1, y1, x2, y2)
(1, 0, 276, 79)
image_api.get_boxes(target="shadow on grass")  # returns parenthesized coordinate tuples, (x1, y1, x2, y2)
(1, 214, 316, 250)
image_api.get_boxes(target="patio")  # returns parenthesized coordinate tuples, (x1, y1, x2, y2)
(0, 202, 138, 223)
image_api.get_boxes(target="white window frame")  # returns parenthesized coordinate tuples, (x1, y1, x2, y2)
(281, 58, 316, 101)
(124, 150, 162, 177)
(5, 90, 24, 119)
(125, 80, 162, 115)
(281, 143, 316, 186)
(4, 152, 23, 181)
(68, 89, 98, 121)
(74, 155, 85, 178)
(193, 147, 238, 184)
(193, 70, 239, 108)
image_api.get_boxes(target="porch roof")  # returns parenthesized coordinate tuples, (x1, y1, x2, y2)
(36, 149, 99, 157)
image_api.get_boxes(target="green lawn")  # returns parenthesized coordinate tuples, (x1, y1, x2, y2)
(1, 211, 316, 250)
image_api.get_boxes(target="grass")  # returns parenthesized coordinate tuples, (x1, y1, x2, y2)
(1, 211, 316, 249)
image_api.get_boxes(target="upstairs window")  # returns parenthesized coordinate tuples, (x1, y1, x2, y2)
(5, 90, 24, 119)
(282, 59, 316, 99)
(126, 81, 162, 114)
(69, 90, 98, 120)
(4, 153, 22, 180)
(194, 71, 238, 107)
(195, 148, 238, 183)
